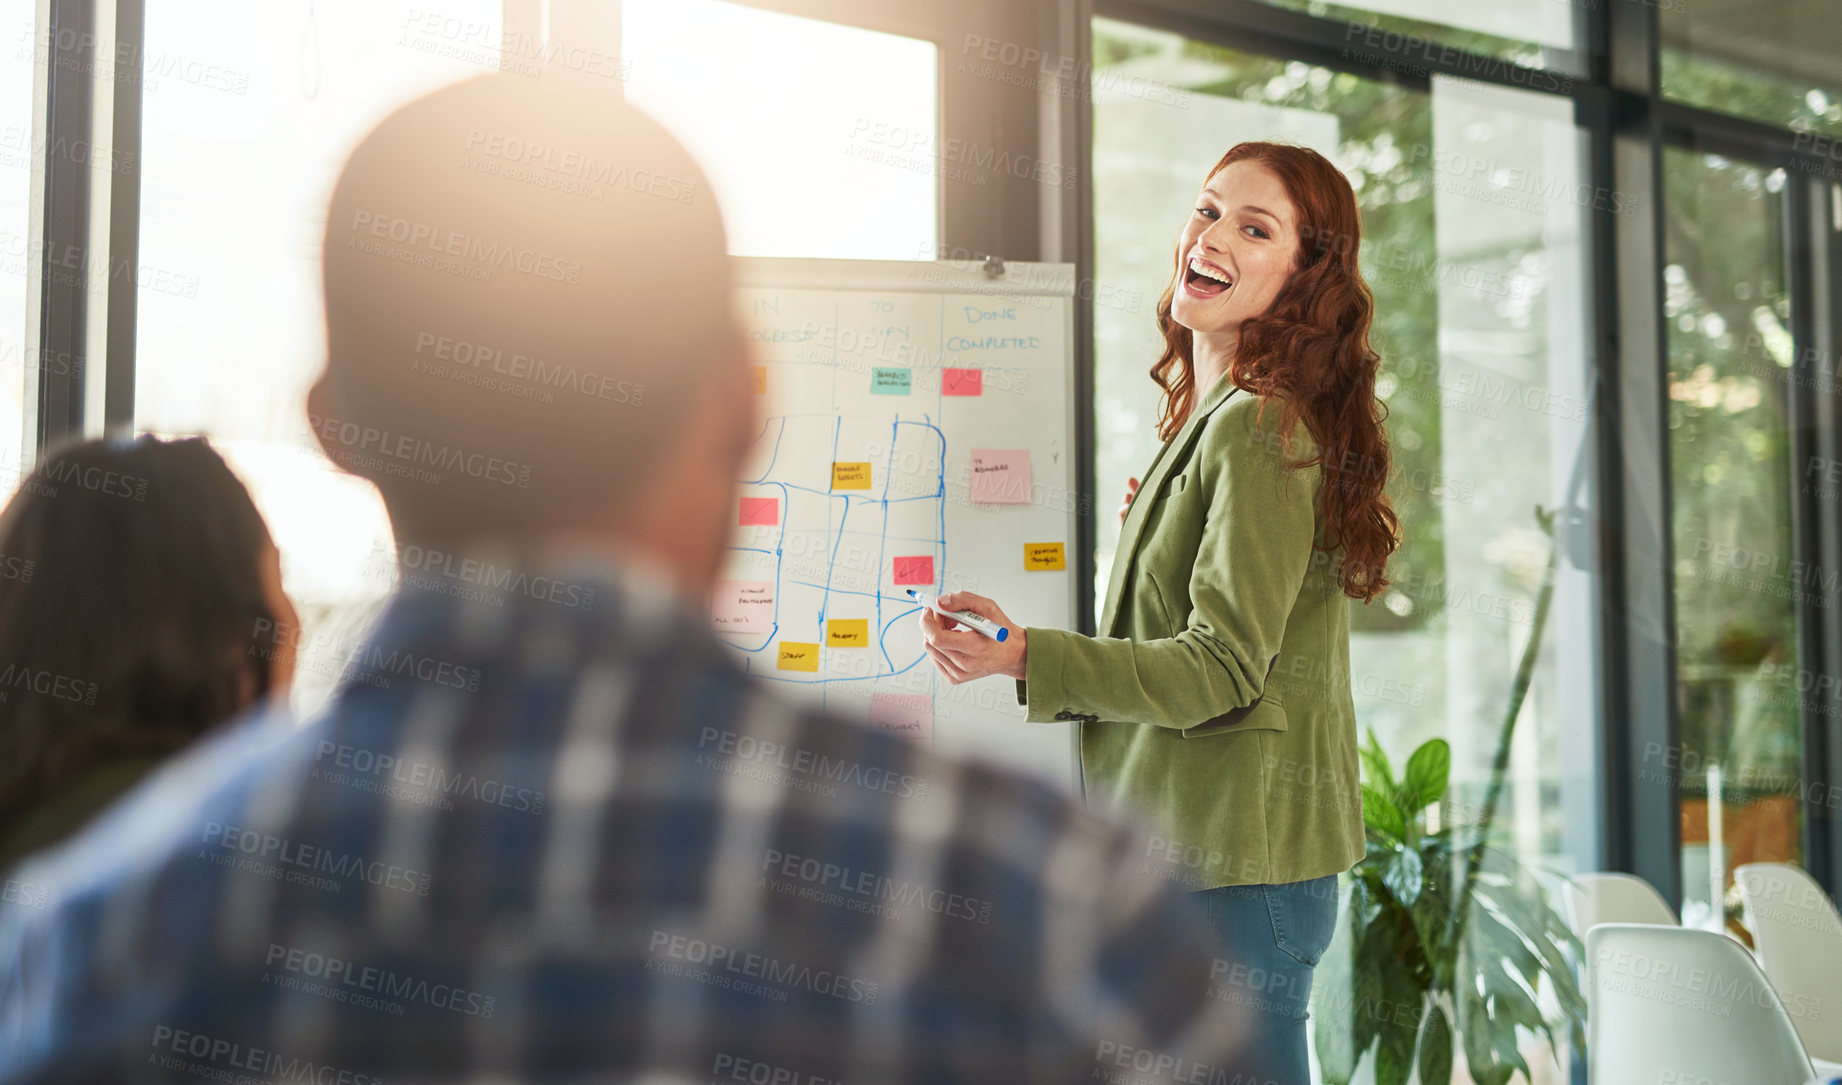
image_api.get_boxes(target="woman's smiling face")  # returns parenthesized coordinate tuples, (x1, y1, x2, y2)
(1170, 159, 1302, 336)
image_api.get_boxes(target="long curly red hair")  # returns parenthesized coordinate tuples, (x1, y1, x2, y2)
(1151, 141, 1399, 602)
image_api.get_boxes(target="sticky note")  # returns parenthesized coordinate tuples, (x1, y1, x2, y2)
(870, 692, 933, 743)
(777, 642, 820, 671)
(970, 449, 1032, 504)
(712, 580, 774, 634)
(739, 497, 779, 526)
(892, 555, 934, 586)
(751, 365, 766, 393)
(827, 619, 870, 647)
(832, 462, 871, 490)
(943, 368, 983, 396)
(1025, 542, 1066, 570)
(870, 368, 911, 395)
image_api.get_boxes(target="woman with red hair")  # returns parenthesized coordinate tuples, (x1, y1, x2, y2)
(921, 142, 1399, 1081)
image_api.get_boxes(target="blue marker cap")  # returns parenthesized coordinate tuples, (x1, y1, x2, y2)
(906, 588, 1009, 642)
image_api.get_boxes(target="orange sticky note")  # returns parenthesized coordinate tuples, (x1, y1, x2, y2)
(777, 641, 820, 671)
(832, 462, 871, 490)
(752, 365, 766, 393)
(827, 619, 869, 647)
(1024, 542, 1066, 570)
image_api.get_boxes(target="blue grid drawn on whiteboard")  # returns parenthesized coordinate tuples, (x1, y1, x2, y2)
(725, 409, 946, 685)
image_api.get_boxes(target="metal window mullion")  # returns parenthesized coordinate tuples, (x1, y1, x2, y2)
(1789, 172, 1842, 894)
(1658, 99, 1835, 177)
(1596, 0, 1682, 906)
(30, 0, 97, 451)
(1061, 0, 1095, 638)
(103, 0, 143, 431)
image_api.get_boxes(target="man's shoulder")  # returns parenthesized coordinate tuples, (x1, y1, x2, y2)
(4, 706, 304, 912)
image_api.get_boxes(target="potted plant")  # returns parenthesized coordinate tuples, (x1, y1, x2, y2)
(1311, 731, 1589, 1085)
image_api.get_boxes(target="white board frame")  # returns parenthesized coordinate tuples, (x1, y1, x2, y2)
(725, 257, 1081, 792)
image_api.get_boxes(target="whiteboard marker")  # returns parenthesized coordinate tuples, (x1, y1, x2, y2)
(907, 589, 1009, 642)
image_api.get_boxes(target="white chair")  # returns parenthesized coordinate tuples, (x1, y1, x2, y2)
(1738, 862, 1842, 1067)
(1564, 872, 1677, 939)
(1588, 923, 1813, 1084)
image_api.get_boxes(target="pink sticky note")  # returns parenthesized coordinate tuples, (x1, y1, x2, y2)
(893, 555, 934, 586)
(712, 580, 774, 634)
(969, 449, 1032, 504)
(942, 368, 983, 396)
(870, 692, 933, 743)
(739, 497, 779, 526)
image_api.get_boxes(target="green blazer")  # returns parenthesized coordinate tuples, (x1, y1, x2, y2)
(1014, 372, 1363, 890)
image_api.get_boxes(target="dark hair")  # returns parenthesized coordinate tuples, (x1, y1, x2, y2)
(317, 74, 736, 542)
(1150, 141, 1400, 602)
(0, 435, 280, 829)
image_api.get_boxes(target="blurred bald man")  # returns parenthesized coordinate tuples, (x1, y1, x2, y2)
(0, 75, 1253, 1084)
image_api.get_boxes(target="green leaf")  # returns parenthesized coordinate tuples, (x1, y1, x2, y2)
(1457, 953, 1537, 1085)
(1349, 924, 1385, 1059)
(1470, 901, 1542, 987)
(1473, 877, 1588, 1038)
(1379, 963, 1425, 1060)
(1383, 846, 1425, 905)
(1360, 726, 1396, 790)
(1460, 984, 1501, 1080)
(1311, 906, 1359, 1085)
(1490, 1011, 1531, 1082)
(1399, 738, 1451, 814)
(1474, 954, 1543, 1035)
(1417, 1002, 1452, 1085)
(1374, 1040, 1409, 1085)
(1409, 876, 1455, 981)
(1363, 783, 1406, 843)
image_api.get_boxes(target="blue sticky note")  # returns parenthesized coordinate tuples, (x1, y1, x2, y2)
(870, 367, 912, 395)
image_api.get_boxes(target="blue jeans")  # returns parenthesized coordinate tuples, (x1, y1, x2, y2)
(1189, 874, 1341, 1085)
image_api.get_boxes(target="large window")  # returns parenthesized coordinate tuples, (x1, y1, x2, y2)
(622, 0, 938, 259)
(1663, 150, 1801, 932)
(0, 4, 34, 474)
(134, 0, 506, 712)
(1092, 19, 1601, 1078)
(129, 0, 943, 714)
(1661, 0, 1842, 140)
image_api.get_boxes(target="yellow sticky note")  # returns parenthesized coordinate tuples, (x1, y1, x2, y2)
(751, 365, 766, 393)
(827, 619, 870, 647)
(777, 641, 820, 671)
(832, 462, 872, 490)
(1024, 542, 1066, 570)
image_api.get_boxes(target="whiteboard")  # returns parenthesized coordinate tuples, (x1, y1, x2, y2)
(714, 258, 1080, 792)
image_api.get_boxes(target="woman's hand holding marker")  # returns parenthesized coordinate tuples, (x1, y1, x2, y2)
(918, 591, 1028, 683)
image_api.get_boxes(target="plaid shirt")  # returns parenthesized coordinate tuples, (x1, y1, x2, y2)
(0, 543, 1254, 1084)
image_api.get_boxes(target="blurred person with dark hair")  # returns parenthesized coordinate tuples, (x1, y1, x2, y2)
(0, 74, 1250, 1084)
(0, 435, 297, 875)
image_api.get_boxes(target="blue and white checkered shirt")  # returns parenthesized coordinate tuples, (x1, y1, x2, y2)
(0, 543, 1254, 1084)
